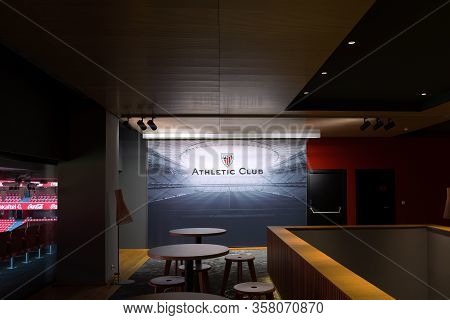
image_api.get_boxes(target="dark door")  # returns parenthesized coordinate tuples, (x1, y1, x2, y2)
(307, 170, 347, 225)
(356, 170, 395, 225)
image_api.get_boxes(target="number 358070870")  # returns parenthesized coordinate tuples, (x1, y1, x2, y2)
(251, 301, 324, 314)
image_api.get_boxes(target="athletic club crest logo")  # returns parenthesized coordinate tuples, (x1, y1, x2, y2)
(221, 153, 234, 167)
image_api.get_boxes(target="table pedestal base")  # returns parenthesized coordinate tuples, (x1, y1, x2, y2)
(184, 260, 194, 292)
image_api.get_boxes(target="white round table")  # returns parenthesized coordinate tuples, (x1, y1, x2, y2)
(169, 228, 227, 244)
(149, 244, 229, 292)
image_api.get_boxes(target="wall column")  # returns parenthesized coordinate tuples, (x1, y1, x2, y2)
(57, 103, 119, 284)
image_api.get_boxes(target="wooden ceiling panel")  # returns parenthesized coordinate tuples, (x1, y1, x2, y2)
(10, 0, 448, 137)
(220, 0, 373, 114)
(0, 0, 373, 118)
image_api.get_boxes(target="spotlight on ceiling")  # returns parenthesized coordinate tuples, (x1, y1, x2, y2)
(373, 118, 384, 130)
(136, 118, 147, 131)
(420, 92, 427, 96)
(348, 40, 356, 45)
(122, 118, 132, 130)
(321, 71, 328, 75)
(147, 118, 157, 131)
(384, 118, 396, 131)
(303, 91, 309, 95)
(360, 118, 371, 131)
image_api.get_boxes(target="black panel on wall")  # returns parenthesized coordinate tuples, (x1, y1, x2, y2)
(307, 170, 347, 226)
(356, 169, 395, 225)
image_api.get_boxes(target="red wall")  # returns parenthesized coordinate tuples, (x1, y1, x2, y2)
(307, 138, 450, 226)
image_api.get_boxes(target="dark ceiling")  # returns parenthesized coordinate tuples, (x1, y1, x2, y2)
(403, 119, 450, 137)
(1, 0, 449, 137)
(0, 154, 57, 180)
(287, 0, 450, 112)
(0, 0, 372, 118)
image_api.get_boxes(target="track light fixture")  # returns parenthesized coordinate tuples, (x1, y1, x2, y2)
(122, 118, 132, 130)
(147, 117, 157, 131)
(136, 118, 147, 131)
(373, 118, 384, 130)
(360, 118, 371, 131)
(384, 118, 396, 131)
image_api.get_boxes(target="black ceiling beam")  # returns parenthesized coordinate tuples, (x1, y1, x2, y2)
(287, 0, 450, 112)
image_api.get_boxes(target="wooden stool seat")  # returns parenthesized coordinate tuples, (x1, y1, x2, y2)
(234, 282, 275, 299)
(178, 264, 211, 293)
(221, 253, 257, 296)
(225, 254, 255, 262)
(148, 276, 185, 293)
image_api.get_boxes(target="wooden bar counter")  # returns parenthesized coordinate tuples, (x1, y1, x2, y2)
(268, 225, 450, 300)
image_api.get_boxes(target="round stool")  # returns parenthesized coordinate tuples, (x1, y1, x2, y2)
(178, 263, 211, 293)
(220, 254, 257, 296)
(233, 282, 275, 300)
(148, 276, 185, 293)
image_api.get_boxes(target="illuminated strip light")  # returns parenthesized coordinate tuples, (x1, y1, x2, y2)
(143, 131, 320, 140)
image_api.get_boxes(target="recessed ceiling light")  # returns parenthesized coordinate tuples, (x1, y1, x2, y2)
(303, 91, 309, 95)
(348, 41, 356, 45)
(321, 71, 327, 75)
(420, 92, 427, 96)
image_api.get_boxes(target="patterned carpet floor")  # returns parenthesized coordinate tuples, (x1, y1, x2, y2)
(111, 248, 279, 299)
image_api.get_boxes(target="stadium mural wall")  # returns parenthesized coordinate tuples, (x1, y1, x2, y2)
(148, 139, 307, 246)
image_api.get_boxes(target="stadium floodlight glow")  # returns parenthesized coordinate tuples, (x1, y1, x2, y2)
(136, 118, 147, 131)
(373, 118, 384, 130)
(360, 118, 371, 131)
(147, 118, 157, 131)
(143, 131, 321, 140)
(384, 118, 396, 131)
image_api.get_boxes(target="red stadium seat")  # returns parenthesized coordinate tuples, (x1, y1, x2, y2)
(0, 220, 15, 232)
